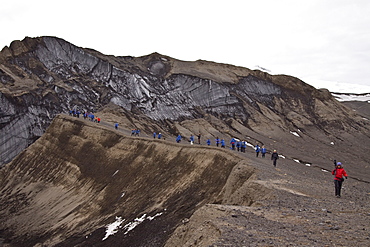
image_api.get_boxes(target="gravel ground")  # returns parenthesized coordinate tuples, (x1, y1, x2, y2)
(166, 147, 370, 247)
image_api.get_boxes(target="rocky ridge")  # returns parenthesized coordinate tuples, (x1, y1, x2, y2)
(1, 36, 369, 168)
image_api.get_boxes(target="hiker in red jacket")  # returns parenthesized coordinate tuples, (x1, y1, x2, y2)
(331, 162, 348, 198)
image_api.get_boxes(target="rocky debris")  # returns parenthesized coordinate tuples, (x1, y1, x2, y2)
(166, 157, 370, 247)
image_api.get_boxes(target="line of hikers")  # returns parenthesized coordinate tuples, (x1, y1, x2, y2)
(175, 134, 279, 167)
(68, 111, 349, 198)
(153, 132, 163, 139)
(254, 144, 267, 158)
(69, 109, 100, 123)
(174, 134, 270, 156)
(131, 129, 141, 136)
(68, 110, 280, 167)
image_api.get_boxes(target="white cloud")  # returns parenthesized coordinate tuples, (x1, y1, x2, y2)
(1, 0, 369, 92)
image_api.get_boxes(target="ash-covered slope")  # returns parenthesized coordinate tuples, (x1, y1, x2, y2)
(1, 36, 369, 166)
(0, 115, 264, 246)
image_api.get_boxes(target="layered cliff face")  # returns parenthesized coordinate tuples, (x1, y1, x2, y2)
(1, 36, 369, 166)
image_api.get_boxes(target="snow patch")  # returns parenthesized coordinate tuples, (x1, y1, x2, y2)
(112, 170, 119, 177)
(332, 93, 370, 102)
(290, 131, 300, 137)
(102, 212, 164, 240)
(102, 216, 125, 240)
(122, 214, 147, 235)
(293, 159, 300, 163)
(121, 212, 164, 235)
(147, 212, 164, 220)
(306, 79, 370, 95)
(246, 142, 254, 148)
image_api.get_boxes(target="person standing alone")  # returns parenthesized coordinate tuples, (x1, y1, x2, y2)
(271, 150, 279, 167)
(332, 162, 348, 198)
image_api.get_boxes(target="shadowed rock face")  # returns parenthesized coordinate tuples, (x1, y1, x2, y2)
(1, 36, 369, 166)
(0, 115, 263, 246)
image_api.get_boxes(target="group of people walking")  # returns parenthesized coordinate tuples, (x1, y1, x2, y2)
(173, 134, 281, 168)
(153, 132, 162, 139)
(69, 109, 100, 123)
(69, 111, 349, 199)
(254, 144, 267, 157)
(229, 138, 248, 152)
(131, 129, 141, 136)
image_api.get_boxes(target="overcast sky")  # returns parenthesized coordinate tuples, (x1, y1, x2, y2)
(1, 0, 370, 93)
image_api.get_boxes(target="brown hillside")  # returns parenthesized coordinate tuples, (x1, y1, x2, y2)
(0, 115, 268, 246)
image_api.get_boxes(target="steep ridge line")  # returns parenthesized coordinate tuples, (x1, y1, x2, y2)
(61, 113, 370, 185)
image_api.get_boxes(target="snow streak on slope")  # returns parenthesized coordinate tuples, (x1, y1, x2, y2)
(332, 93, 370, 102)
(307, 80, 370, 102)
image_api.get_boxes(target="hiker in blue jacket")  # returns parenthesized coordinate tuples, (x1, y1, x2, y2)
(206, 139, 211, 146)
(230, 138, 236, 150)
(261, 145, 267, 158)
(241, 141, 246, 153)
(190, 135, 194, 144)
(158, 133, 162, 139)
(221, 139, 225, 148)
(255, 144, 260, 157)
(176, 134, 182, 143)
(236, 141, 241, 151)
(215, 137, 220, 147)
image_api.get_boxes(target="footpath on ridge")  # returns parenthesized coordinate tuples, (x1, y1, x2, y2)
(40, 114, 370, 245)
